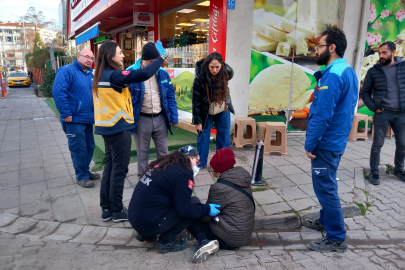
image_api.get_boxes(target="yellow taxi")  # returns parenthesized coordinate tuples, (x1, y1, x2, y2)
(8, 71, 31, 87)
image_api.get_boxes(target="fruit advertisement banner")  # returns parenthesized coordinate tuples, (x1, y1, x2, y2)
(166, 68, 195, 113)
(249, 0, 340, 131)
(358, 0, 405, 117)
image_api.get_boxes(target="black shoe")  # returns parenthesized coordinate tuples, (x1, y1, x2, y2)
(112, 207, 128, 223)
(393, 169, 405, 183)
(135, 233, 157, 243)
(309, 238, 348, 252)
(368, 173, 380, 185)
(193, 239, 219, 263)
(89, 172, 101, 180)
(180, 230, 196, 241)
(76, 178, 95, 188)
(157, 239, 188, 254)
(303, 219, 325, 231)
(101, 208, 112, 222)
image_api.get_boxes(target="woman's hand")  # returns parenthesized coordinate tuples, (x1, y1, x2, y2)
(209, 204, 221, 217)
(195, 124, 203, 133)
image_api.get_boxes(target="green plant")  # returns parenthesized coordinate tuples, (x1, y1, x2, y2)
(363, 169, 369, 179)
(294, 210, 300, 216)
(252, 187, 266, 192)
(40, 69, 56, 97)
(386, 164, 393, 174)
(366, 202, 372, 207)
(354, 201, 367, 215)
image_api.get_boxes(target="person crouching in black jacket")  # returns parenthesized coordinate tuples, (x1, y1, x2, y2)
(128, 145, 221, 253)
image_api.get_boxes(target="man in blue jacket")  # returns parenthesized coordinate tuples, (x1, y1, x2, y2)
(52, 49, 100, 188)
(304, 28, 358, 252)
(127, 43, 178, 178)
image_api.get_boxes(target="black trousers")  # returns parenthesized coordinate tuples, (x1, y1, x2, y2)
(186, 219, 237, 250)
(135, 197, 200, 244)
(100, 130, 132, 212)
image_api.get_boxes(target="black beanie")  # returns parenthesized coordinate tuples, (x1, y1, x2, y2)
(141, 42, 160, 60)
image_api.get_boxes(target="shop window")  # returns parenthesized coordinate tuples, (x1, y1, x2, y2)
(159, 2, 210, 68)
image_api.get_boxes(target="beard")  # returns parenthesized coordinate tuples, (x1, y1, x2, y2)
(315, 50, 331, 66)
(380, 54, 392, 66)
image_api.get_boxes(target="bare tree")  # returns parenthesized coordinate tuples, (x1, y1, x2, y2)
(21, 7, 53, 32)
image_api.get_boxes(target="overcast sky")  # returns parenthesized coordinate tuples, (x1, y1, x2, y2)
(0, 0, 60, 24)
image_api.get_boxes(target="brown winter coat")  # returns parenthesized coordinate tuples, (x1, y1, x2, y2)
(204, 166, 255, 247)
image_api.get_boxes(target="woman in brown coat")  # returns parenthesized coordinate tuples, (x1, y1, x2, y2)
(186, 147, 255, 263)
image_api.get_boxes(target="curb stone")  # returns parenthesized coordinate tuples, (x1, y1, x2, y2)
(44, 223, 83, 241)
(19, 220, 60, 240)
(254, 213, 300, 230)
(354, 168, 367, 205)
(0, 213, 19, 227)
(69, 226, 108, 244)
(98, 227, 134, 245)
(299, 204, 361, 222)
(0, 217, 37, 234)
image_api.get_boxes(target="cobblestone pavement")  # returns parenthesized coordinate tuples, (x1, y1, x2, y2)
(1, 88, 405, 269)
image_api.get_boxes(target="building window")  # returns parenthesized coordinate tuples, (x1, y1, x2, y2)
(4, 29, 12, 34)
(0, 37, 3, 42)
(6, 37, 12, 42)
(9, 60, 16, 65)
(13, 36, 21, 42)
(13, 29, 20, 34)
(16, 60, 24, 66)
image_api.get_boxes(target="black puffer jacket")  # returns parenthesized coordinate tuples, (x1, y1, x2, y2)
(192, 59, 235, 130)
(203, 166, 255, 247)
(361, 57, 405, 112)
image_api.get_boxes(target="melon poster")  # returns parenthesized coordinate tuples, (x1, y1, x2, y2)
(249, 0, 340, 131)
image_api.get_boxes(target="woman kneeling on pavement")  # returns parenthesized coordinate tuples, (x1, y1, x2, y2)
(186, 147, 255, 263)
(128, 145, 221, 253)
(92, 41, 167, 223)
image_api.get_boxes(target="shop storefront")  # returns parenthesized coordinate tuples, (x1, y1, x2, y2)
(66, 0, 380, 133)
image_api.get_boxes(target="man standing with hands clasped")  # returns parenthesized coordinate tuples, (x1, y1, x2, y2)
(304, 28, 358, 252)
(52, 49, 100, 188)
(362, 41, 405, 185)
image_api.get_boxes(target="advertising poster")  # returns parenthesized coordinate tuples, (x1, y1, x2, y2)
(358, 0, 405, 117)
(249, 0, 340, 131)
(166, 68, 195, 113)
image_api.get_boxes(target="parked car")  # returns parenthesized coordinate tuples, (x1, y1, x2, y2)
(8, 71, 31, 87)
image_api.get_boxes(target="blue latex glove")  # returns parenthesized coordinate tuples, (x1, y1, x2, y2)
(155, 40, 167, 58)
(209, 204, 221, 217)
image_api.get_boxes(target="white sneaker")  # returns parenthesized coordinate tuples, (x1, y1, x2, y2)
(192, 240, 219, 263)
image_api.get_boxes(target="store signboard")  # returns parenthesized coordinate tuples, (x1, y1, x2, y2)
(133, 12, 154, 27)
(249, 0, 340, 131)
(209, 0, 227, 58)
(71, 0, 95, 20)
(227, 0, 235, 10)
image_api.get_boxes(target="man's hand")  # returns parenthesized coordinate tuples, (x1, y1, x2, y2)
(171, 123, 178, 127)
(63, 116, 72, 122)
(195, 124, 203, 133)
(306, 151, 316, 160)
(375, 108, 384, 113)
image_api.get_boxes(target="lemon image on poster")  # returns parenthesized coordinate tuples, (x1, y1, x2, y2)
(249, 64, 311, 110)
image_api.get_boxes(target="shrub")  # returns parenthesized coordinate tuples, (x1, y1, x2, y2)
(40, 69, 55, 97)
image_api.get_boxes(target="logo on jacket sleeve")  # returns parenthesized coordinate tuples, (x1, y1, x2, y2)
(122, 71, 130, 76)
(188, 179, 194, 190)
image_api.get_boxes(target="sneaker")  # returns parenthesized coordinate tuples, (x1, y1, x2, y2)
(101, 208, 112, 222)
(76, 178, 95, 188)
(89, 172, 101, 180)
(368, 173, 380, 185)
(180, 230, 196, 241)
(393, 169, 405, 183)
(135, 233, 157, 243)
(158, 238, 188, 254)
(193, 240, 219, 263)
(112, 207, 128, 223)
(303, 219, 325, 231)
(309, 238, 348, 252)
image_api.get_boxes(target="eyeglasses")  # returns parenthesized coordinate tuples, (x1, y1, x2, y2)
(79, 54, 94, 61)
(315, 44, 329, 51)
(194, 157, 200, 166)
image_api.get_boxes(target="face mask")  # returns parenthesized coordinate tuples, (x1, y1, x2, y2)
(192, 165, 200, 177)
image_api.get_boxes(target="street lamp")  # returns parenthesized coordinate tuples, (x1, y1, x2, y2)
(11, 13, 27, 71)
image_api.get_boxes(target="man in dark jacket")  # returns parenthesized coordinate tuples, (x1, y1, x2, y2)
(304, 28, 358, 252)
(126, 43, 178, 178)
(185, 147, 255, 263)
(361, 41, 405, 185)
(52, 49, 100, 188)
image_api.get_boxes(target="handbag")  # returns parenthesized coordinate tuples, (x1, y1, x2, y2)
(206, 83, 228, 115)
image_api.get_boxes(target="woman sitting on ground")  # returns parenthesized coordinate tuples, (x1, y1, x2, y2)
(128, 145, 221, 253)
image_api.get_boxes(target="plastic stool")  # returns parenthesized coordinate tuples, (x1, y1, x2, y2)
(256, 122, 267, 141)
(263, 122, 287, 156)
(232, 117, 257, 148)
(348, 113, 368, 141)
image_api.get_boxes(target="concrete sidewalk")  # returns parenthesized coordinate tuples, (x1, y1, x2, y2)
(1, 88, 405, 232)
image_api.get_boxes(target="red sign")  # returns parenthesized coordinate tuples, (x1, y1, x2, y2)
(166, 69, 175, 79)
(188, 180, 194, 190)
(138, 13, 151, 22)
(71, 0, 82, 9)
(208, 0, 227, 60)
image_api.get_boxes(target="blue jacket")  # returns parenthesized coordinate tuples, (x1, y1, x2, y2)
(305, 58, 359, 153)
(52, 59, 94, 124)
(126, 59, 178, 135)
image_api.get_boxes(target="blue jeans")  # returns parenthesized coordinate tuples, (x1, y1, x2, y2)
(311, 148, 346, 242)
(61, 122, 95, 180)
(197, 110, 231, 167)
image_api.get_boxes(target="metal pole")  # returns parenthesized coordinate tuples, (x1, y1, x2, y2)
(23, 20, 26, 70)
